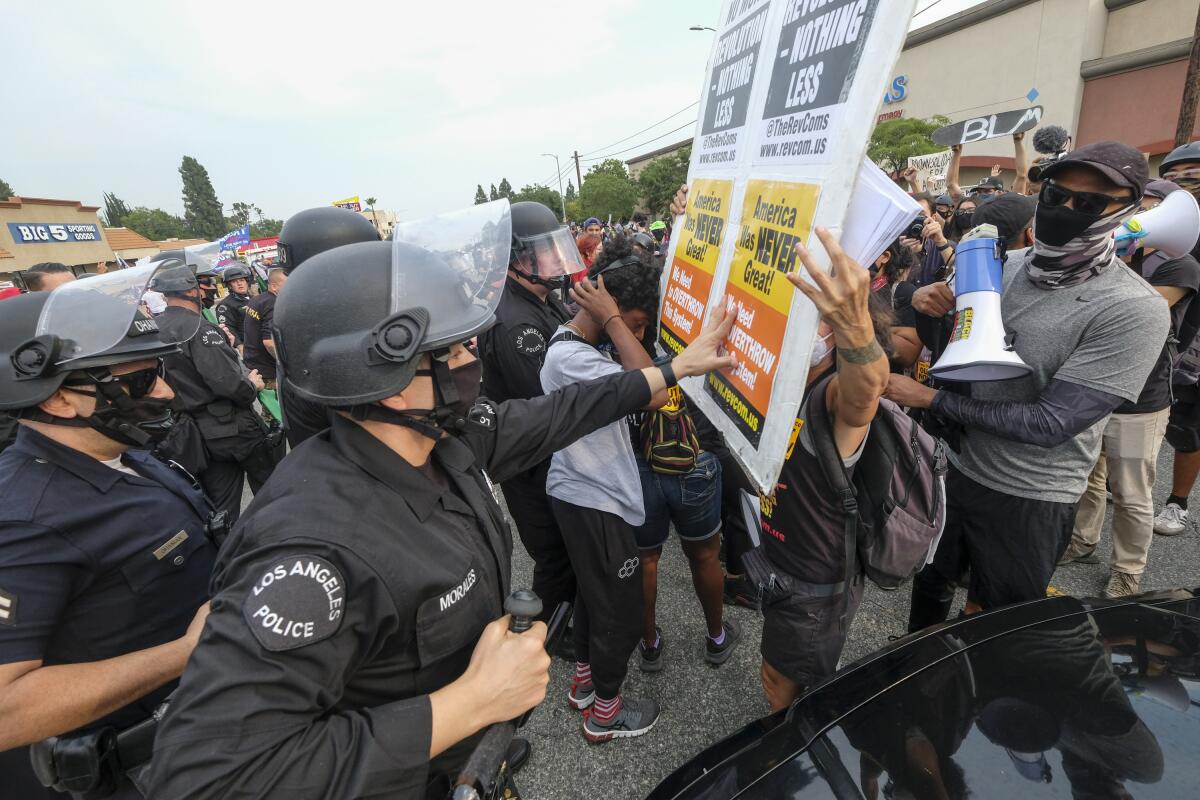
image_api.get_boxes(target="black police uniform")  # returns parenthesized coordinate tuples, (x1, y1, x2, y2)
(214, 291, 251, 346)
(477, 277, 575, 619)
(156, 305, 277, 523)
(242, 292, 278, 382)
(147, 369, 653, 800)
(0, 426, 215, 799)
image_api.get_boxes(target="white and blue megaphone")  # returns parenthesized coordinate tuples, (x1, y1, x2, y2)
(930, 225, 1032, 382)
(1115, 189, 1200, 258)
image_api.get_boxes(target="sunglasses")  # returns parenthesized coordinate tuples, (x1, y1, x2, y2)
(1040, 179, 1135, 216)
(64, 361, 166, 399)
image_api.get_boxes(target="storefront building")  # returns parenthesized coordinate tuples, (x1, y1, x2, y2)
(0, 197, 115, 283)
(889, 0, 1199, 187)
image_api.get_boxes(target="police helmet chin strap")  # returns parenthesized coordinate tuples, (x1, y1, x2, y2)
(348, 348, 462, 442)
(24, 379, 155, 446)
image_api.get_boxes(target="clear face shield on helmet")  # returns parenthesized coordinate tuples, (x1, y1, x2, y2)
(33, 263, 198, 367)
(511, 227, 587, 302)
(388, 198, 513, 348)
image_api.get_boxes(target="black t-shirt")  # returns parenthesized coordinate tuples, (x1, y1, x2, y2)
(1119, 252, 1200, 414)
(889, 281, 918, 328)
(242, 292, 278, 379)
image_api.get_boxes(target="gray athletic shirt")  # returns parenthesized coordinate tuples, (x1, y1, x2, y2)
(540, 328, 645, 526)
(950, 250, 1169, 504)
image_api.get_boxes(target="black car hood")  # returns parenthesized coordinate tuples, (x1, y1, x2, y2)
(651, 591, 1200, 799)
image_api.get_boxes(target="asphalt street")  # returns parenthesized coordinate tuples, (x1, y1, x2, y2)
(503, 443, 1200, 800)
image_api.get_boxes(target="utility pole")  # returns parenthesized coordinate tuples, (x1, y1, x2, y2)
(1175, 4, 1200, 147)
(573, 150, 583, 194)
(540, 153, 567, 221)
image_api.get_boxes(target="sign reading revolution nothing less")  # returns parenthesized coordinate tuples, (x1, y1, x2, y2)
(660, 0, 917, 492)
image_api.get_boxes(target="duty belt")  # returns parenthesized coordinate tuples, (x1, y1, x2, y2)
(30, 700, 168, 798)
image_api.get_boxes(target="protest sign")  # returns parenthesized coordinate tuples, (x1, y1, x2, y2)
(908, 149, 953, 195)
(659, 178, 732, 356)
(663, 0, 917, 492)
(331, 196, 362, 212)
(931, 106, 1043, 146)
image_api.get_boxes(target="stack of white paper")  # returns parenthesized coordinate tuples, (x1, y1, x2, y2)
(839, 160, 923, 268)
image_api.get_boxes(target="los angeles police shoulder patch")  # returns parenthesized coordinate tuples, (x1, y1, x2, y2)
(200, 328, 226, 347)
(242, 555, 346, 652)
(512, 325, 546, 358)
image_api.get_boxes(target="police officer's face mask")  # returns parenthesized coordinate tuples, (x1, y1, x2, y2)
(61, 365, 175, 447)
(414, 359, 482, 422)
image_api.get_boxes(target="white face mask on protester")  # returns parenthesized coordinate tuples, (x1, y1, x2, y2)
(810, 331, 833, 368)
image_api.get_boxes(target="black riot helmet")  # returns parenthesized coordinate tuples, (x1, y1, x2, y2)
(1161, 141, 1200, 176)
(508, 201, 586, 299)
(147, 258, 199, 294)
(275, 200, 511, 437)
(218, 264, 252, 284)
(276, 207, 381, 274)
(0, 264, 192, 445)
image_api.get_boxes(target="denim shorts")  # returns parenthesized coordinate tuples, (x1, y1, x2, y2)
(634, 450, 723, 549)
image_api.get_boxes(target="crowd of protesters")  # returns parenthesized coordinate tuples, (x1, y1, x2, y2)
(1, 130, 1199, 799)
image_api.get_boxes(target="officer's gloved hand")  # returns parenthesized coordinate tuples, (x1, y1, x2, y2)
(461, 616, 550, 728)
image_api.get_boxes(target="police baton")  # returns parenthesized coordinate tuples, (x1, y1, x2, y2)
(452, 590, 568, 800)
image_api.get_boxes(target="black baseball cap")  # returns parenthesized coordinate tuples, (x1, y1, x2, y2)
(1038, 140, 1148, 199)
(971, 176, 1005, 192)
(972, 193, 1036, 244)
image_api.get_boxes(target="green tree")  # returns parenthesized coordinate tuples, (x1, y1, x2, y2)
(102, 192, 132, 228)
(489, 183, 499, 201)
(511, 184, 564, 221)
(565, 199, 583, 222)
(474, 185, 488, 205)
(0, 178, 13, 199)
(564, 180, 576, 201)
(365, 196, 378, 229)
(579, 160, 641, 221)
(179, 155, 226, 239)
(227, 201, 262, 228)
(867, 116, 951, 174)
(123, 207, 190, 241)
(637, 145, 691, 218)
(250, 217, 284, 238)
(497, 178, 514, 200)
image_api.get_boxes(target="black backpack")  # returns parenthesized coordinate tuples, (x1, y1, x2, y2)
(806, 374, 948, 593)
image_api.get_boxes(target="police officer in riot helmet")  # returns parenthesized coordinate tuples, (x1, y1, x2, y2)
(214, 264, 254, 347)
(0, 270, 214, 799)
(146, 210, 736, 798)
(275, 205, 381, 275)
(273, 206, 383, 447)
(151, 258, 277, 524)
(478, 201, 586, 625)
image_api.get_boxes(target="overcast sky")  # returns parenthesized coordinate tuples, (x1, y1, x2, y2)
(2, 0, 979, 224)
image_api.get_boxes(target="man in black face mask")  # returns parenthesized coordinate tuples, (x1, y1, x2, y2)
(146, 225, 736, 798)
(0, 270, 214, 799)
(151, 259, 278, 524)
(888, 141, 1170, 625)
(478, 201, 586, 626)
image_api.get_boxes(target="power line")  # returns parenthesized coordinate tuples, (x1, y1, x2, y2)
(576, 101, 700, 158)
(580, 120, 697, 163)
(913, 0, 949, 18)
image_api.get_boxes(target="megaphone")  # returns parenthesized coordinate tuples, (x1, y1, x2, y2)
(930, 225, 1032, 382)
(1115, 189, 1200, 258)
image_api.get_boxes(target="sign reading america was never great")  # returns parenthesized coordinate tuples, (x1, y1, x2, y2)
(661, 0, 917, 493)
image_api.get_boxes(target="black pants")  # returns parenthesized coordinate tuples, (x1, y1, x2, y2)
(502, 462, 575, 622)
(909, 468, 1076, 631)
(550, 497, 643, 699)
(716, 449, 756, 574)
(200, 413, 280, 524)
